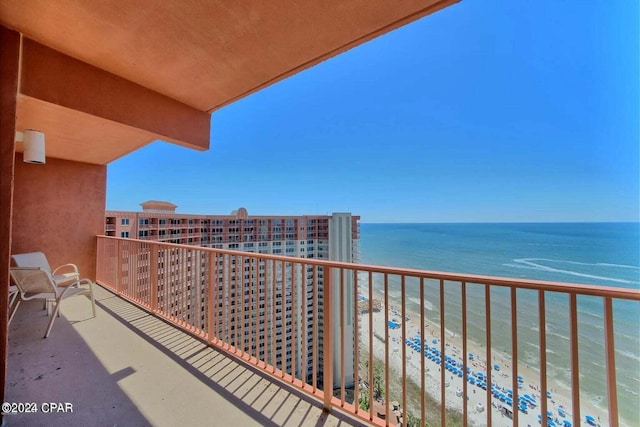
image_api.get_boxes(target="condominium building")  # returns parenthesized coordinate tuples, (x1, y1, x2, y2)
(105, 201, 360, 388)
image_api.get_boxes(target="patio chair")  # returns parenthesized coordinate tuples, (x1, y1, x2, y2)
(11, 251, 89, 313)
(11, 252, 80, 286)
(9, 267, 96, 338)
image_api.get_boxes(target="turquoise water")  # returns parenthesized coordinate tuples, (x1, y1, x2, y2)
(359, 222, 640, 425)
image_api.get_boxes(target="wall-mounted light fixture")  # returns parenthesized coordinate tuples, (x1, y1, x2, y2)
(15, 129, 46, 164)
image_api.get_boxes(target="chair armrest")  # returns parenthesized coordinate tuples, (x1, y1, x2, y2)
(52, 263, 79, 276)
(69, 278, 94, 287)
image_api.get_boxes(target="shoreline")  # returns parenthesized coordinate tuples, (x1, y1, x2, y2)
(358, 290, 612, 426)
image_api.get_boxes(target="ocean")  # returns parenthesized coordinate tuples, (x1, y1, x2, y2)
(358, 222, 640, 425)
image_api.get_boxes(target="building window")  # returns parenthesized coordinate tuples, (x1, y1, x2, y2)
(121, 232, 129, 238)
(121, 218, 130, 225)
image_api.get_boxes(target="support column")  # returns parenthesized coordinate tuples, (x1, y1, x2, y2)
(0, 25, 20, 414)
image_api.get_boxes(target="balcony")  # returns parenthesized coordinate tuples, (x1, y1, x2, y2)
(7, 236, 638, 427)
(3, 1, 484, 424)
(89, 237, 640, 426)
(6, 285, 357, 427)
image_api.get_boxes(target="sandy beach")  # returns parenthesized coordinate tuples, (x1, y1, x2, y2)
(358, 294, 611, 427)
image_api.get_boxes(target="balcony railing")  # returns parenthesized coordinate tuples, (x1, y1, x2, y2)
(96, 236, 639, 427)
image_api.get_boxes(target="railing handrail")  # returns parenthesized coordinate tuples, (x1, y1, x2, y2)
(96, 235, 638, 426)
(96, 235, 640, 301)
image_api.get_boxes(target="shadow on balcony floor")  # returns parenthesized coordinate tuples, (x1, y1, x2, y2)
(5, 285, 365, 427)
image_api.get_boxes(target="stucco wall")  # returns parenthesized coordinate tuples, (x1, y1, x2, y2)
(11, 153, 106, 279)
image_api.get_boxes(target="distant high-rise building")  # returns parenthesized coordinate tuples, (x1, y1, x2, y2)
(105, 201, 360, 388)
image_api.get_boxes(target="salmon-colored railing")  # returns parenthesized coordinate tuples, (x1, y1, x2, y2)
(96, 236, 639, 427)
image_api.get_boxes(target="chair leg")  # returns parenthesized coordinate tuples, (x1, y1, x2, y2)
(8, 299, 21, 325)
(9, 291, 18, 309)
(44, 300, 62, 338)
(89, 281, 96, 317)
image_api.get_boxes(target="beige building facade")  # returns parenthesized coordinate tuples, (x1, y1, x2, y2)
(106, 201, 360, 387)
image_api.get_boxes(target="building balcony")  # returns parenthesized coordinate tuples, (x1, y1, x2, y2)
(6, 286, 355, 427)
(7, 236, 639, 427)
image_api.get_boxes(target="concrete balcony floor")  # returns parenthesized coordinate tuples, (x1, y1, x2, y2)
(5, 285, 363, 427)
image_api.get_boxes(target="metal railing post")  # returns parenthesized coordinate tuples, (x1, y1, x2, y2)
(149, 242, 158, 313)
(323, 265, 334, 411)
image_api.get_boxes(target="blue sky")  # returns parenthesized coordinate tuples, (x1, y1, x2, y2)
(107, 0, 639, 223)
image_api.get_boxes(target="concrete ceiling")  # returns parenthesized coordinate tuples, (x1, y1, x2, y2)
(2, 0, 459, 164)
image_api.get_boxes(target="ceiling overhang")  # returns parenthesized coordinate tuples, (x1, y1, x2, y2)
(1, 0, 459, 164)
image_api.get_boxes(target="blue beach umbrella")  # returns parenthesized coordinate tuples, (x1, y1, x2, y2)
(562, 421, 572, 427)
(547, 390, 552, 398)
(493, 364, 500, 371)
(585, 415, 596, 425)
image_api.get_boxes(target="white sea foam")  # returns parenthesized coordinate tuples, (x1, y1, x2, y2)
(512, 258, 640, 285)
(408, 296, 434, 311)
(616, 349, 640, 362)
(547, 331, 570, 341)
(618, 332, 640, 342)
(595, 262, 640, 269)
